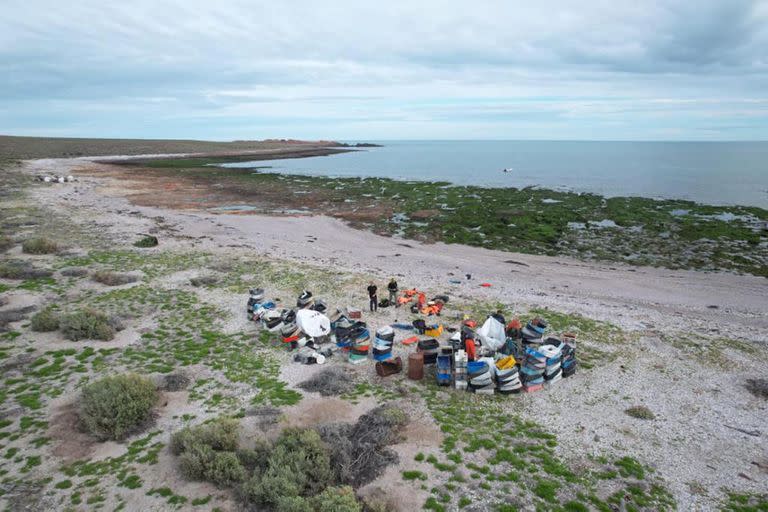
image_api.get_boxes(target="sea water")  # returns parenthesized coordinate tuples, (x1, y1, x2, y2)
(223, 140, 768, 208)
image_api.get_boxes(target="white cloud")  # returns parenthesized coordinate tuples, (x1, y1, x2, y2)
(1, 0, 767, 139)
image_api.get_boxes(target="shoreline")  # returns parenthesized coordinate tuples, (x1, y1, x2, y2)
(66, 154, 768, 278)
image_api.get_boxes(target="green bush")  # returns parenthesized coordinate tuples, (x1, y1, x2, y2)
(239, 428, 334, 507)
(22, 237, 58, 254)
(60, 309, 115, 341)
(312, 486, 361, 512)
(205, 451, 247, 487)
(30, 307, 60, 332)
(134, 235, 158, 248)
(178, 444, 214, 480)
(172, 418, 246, 487)
(80, 373, 158, 440)
(170, 418, 240, 455)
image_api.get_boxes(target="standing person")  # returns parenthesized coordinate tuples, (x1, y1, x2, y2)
(387, 278, 398, 305)
(367, 282, 378, 312)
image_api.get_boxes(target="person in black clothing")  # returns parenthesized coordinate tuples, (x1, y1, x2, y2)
(367, 282, 378, 312)
(387, 278, 398, 305)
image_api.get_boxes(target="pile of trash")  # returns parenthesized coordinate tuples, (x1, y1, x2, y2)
(246, 287, 577, 395)
(248, 288, 334, 364)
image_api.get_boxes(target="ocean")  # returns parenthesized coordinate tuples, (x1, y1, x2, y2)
(223, 140, 768, 208)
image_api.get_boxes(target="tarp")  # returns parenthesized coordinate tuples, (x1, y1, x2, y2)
(296, 309, 331, 338)
(477, 316, 506, 351)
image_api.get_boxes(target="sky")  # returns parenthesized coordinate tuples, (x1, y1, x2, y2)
(1, 0, 767, 141)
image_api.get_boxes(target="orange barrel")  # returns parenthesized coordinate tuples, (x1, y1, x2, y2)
(408, 352, 424, 380)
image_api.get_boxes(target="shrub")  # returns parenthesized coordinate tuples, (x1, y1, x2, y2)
(80, 373, 158, 440)
(134, 235, 159, 248)
(317, 405, 407, 486)
(0, 235, 13, 252)
(205, 451, 247, 487)
(161, 372, 190, 392)
(60, 309, 115, 341)
(624, 405, 655, 420)
(236, 441, 271, 473)
(745, 378, 768, 399)
(22, 237, 58, 254)
(30, 307, 60, 332)
(190, 275, 219, 287)
(91, 271, 139, 286)
(0, 260, 52, 280)
(60, 267, 89, 277)
(172, 418, 246, 487)
(312, 486, 361, 512)
(239, 428, 333, 507)
(178, 444, 214, 480)
(276, 496, 310, 512)
(170, 418, 240, 455)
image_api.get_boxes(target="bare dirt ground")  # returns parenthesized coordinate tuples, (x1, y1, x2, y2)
(2, 155, 766, 511)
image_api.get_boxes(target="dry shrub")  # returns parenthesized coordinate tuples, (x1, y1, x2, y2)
(60, 267, 89, 277)
(60, 308, 115, 341)
(91, 271, 139, 286)
(298, 366, 356, 396)
(190, 275, 219, 287)
(0, 235, 13, 253)
(80, 373, 158, 440)
(21, 237, 58, 254)
(0, 306, 37, 331)
(317, 405, 408, 486)
(0, 260, 52, 280)
(161, 372, 190, 392)
(624, 405, 656, 420)
(745, 378, 768, 399)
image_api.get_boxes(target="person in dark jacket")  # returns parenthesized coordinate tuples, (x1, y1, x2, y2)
(367, 282, 378, 312)
(387, 278, 398, 305)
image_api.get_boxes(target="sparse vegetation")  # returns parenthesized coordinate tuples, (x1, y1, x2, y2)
(0, 234, 13, 252)
(0, 259, 53, 279)
(625, 405, 656, 420)
(80, 373, 158, 440)
(60, 308, 115, 340)
(22, 236, 59, 254)
(190, 275, 219, 287)
(91, 270, 139, 286)
(134, 235, 159, 248)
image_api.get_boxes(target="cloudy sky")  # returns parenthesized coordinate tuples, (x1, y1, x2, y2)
(1, 0, 767, 140)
